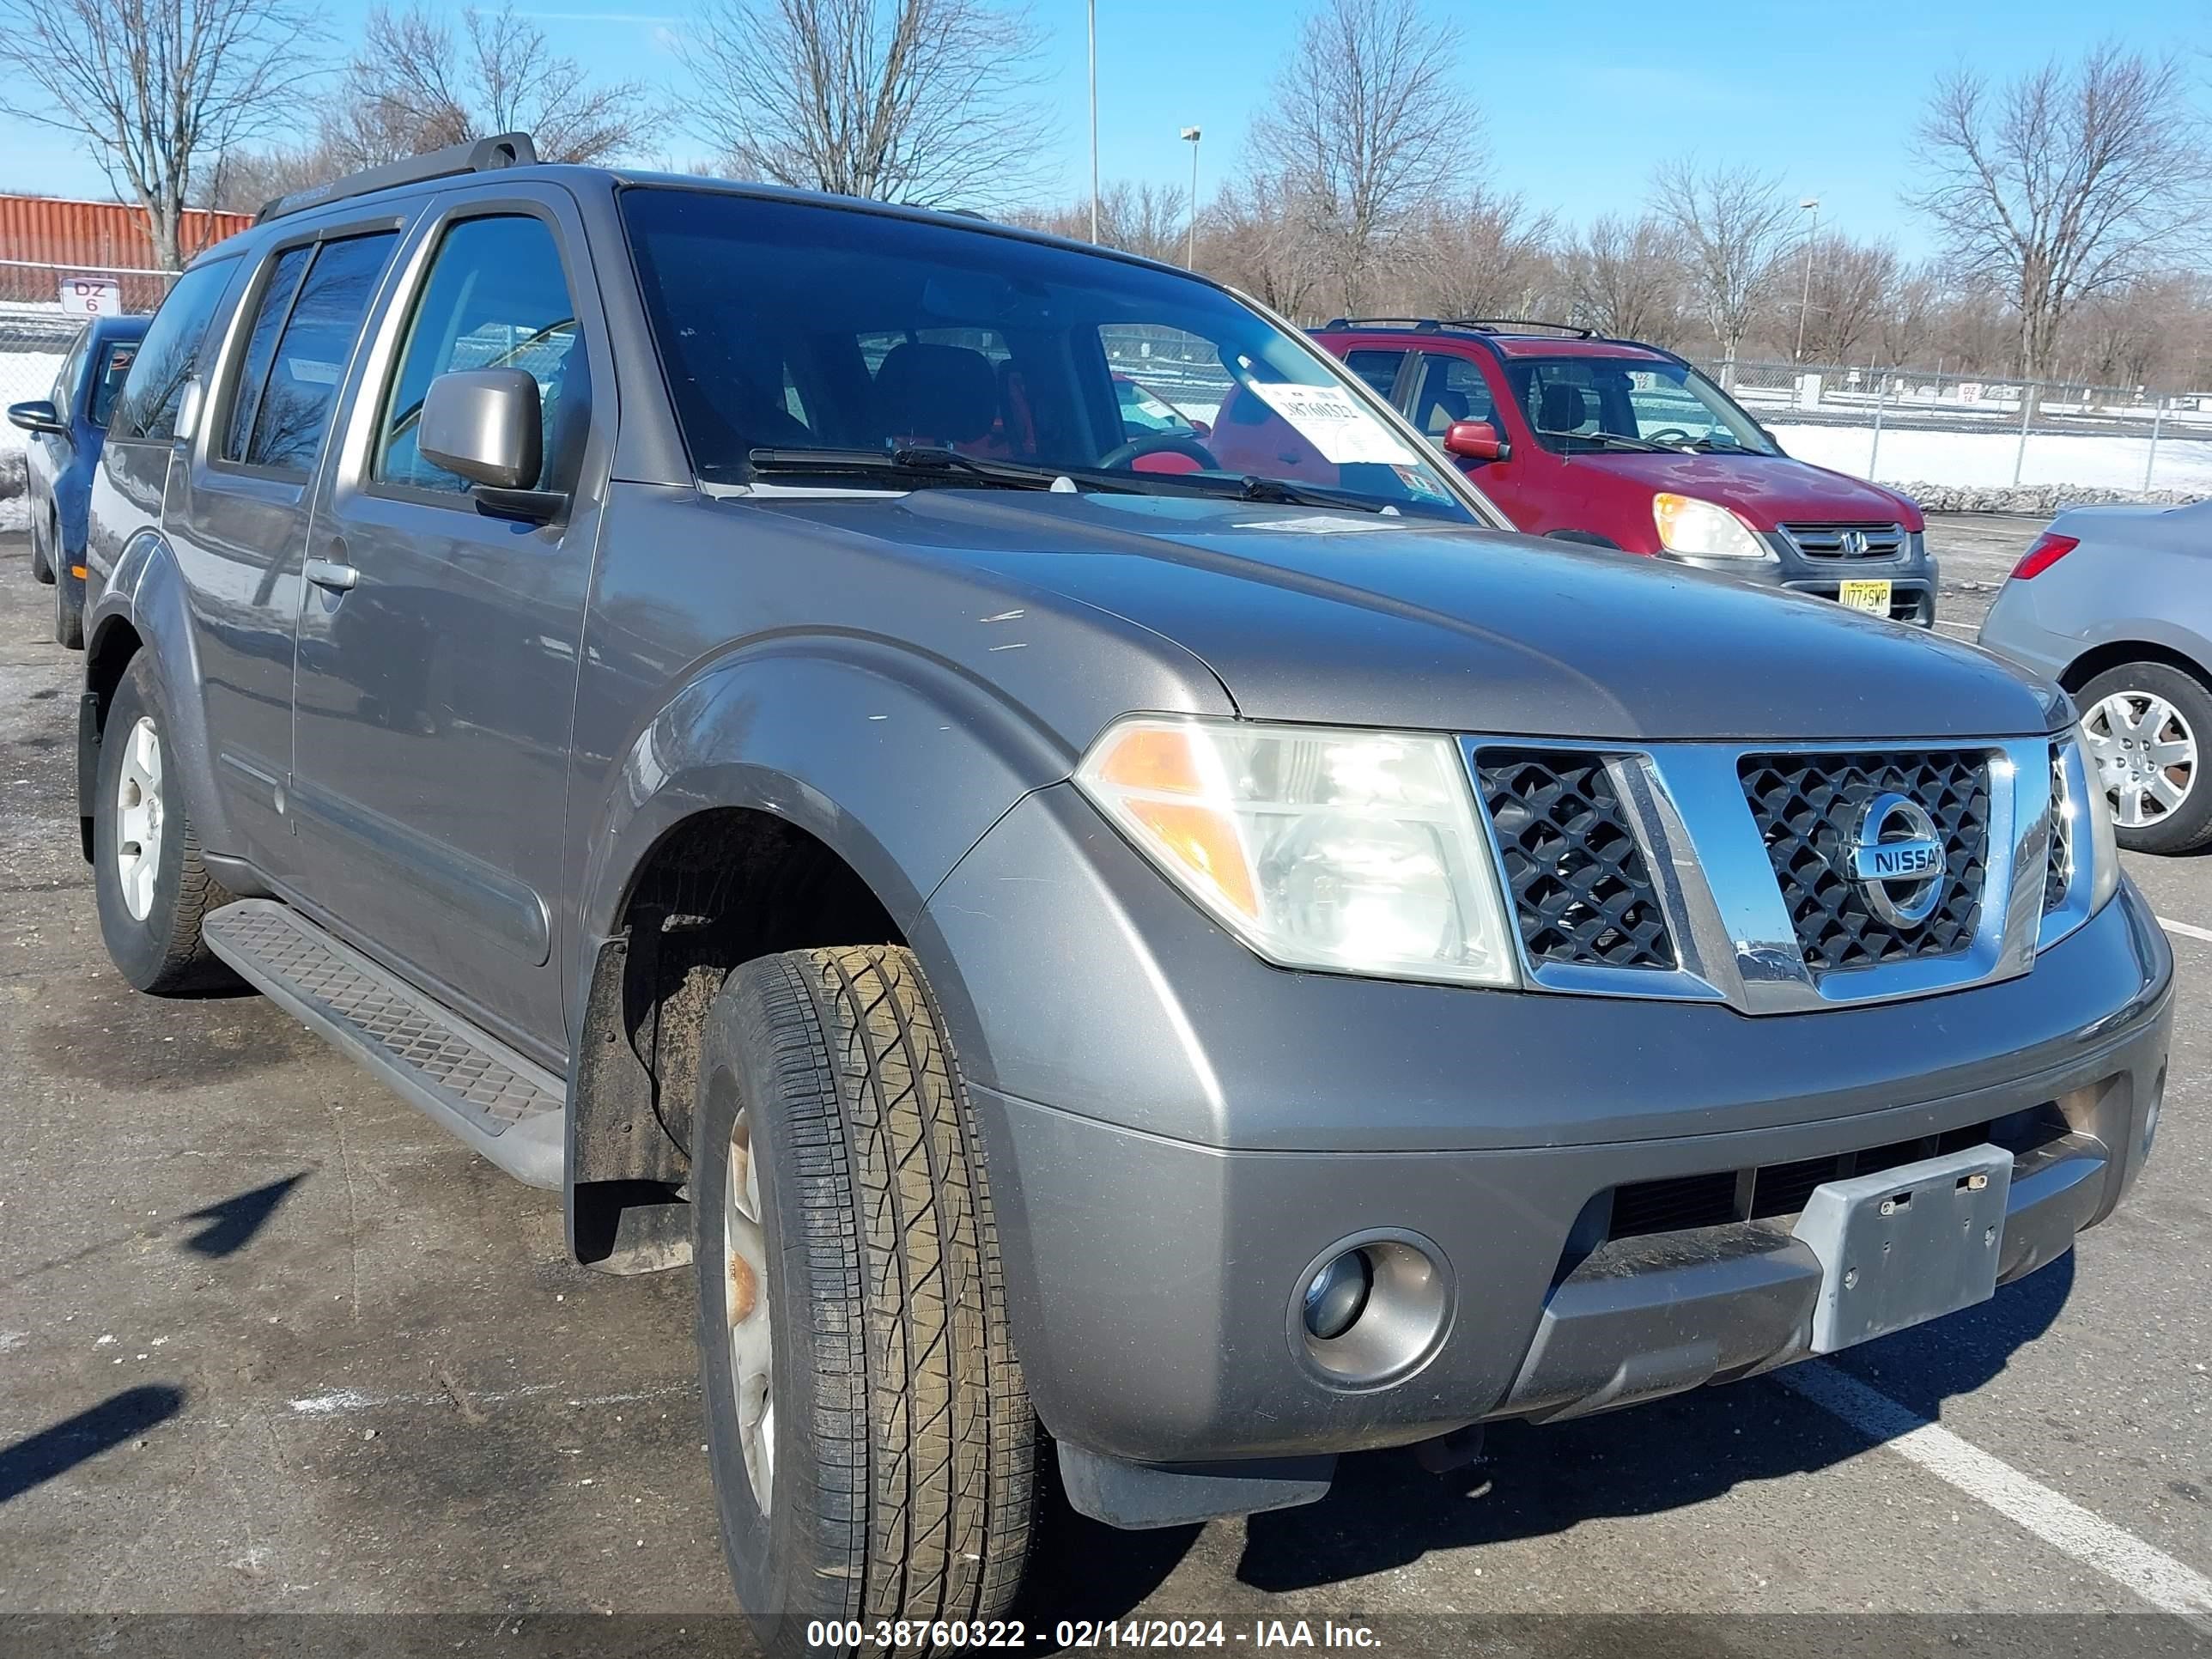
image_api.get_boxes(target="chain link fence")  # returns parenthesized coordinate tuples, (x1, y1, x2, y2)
(1696, 357, 2212, 503)
(1, 259, 173, 531)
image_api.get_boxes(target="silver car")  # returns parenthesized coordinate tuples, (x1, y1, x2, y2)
(1979, 501, 2211, 854)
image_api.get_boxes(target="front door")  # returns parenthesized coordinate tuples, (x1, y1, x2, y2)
(1408, 351, 1530, 527)
(286, 190, 606, 1061)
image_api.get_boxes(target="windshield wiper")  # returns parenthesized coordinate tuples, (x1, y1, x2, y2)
(746, 446, 1121, 492)
(1551, 430, 1673, 453)
(1136, 471, 1388, 514)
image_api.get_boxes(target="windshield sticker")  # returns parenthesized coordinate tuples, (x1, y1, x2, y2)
(1234, 514, 1408, 535)
(1246, 380, 1417, 465)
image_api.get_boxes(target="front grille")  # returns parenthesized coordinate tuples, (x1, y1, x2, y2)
(1780, 521, 1908, 560)
(1739, 750, 1991, 974)
(1474, 750, 1674, 969)
(2045, 748, 2072, 912)
(1603, 1113, 2068, 1241)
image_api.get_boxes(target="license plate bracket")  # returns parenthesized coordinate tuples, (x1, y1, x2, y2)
(1791, 1146, 2012, 1353)
(1838, 578, 1893, 614)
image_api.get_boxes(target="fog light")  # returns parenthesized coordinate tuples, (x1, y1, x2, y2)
(1303, 1250, 1373, 1340)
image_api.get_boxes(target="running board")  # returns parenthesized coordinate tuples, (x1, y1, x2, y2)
(203, 900, 566, 1190)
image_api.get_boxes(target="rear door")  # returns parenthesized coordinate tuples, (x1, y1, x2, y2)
(285, 185, 609, 1061)
(167, 219, 409, 878)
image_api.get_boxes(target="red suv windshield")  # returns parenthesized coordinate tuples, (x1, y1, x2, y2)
(1500, 356, 1779, 457)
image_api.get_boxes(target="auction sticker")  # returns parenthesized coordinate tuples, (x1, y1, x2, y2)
(1246, 380, 1416, 465)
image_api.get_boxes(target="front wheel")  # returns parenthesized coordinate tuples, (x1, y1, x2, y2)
(29, 510, 55, 584)
(2078, 662, 2212, 854)
(54, 553, 83, 649)
(694, 945, 1042, 1657)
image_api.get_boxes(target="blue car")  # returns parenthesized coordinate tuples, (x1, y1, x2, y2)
(9, 313, 147, 647)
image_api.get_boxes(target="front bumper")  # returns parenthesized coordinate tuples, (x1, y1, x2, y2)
(916, 783, 2172, 1475)
(1663, 528, 1938, 624)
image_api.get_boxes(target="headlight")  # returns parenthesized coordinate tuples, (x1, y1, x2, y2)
(1075, 716, 1518, 987)
(2071, 722, 2120, 914)
(1653, 493, 1769, 559)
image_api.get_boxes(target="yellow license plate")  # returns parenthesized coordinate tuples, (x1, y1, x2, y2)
(1838, 579, 1893, 615)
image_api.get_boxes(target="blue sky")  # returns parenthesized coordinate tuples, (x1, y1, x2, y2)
(1, 0, 2201, 258)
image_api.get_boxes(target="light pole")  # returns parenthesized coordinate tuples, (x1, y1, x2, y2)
(1087, 0, 1100, 242)
(1181, 125, 1201, 266)
(1795, 195, 1820, 364)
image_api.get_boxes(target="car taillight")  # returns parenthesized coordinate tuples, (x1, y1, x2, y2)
(2012, 532, 2079, 580)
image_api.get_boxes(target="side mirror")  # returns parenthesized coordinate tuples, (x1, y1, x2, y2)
(1443, 419, 1504, 462)
(7, 399, 66, 436)
(419, 368, 563, 522)
(1188, 418, 1212, 440)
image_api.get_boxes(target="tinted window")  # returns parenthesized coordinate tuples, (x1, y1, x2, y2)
(222, 244, 313, 463)
(50, 328, 89, 410)
(1501, 356, 1778, 456)
(237, 233, 397, 476)
(620, 188, 1469, 520)
(1412, 355, 1498, 436)
(376, 216, 581, 493)
(88, 339, 139, 427)
(1342, 349, 1407, 398)
(111, 258, 238, 442)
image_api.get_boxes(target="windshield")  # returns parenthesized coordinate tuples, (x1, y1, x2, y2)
(1502, 356, 1780, 456)
(619, 186, 1473, 521)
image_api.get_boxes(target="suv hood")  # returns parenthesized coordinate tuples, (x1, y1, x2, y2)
(1570, 449, 1924, 531)
(758, 490, 2057, 744)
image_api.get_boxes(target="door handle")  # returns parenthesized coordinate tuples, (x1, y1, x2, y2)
(304, 556, 358, 592)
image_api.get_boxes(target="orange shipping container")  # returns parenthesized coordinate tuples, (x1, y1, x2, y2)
(0, 193, 252, 309)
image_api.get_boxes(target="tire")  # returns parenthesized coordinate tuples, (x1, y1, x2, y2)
(2077, 662, 2212, 855)
(29, 507, 55, 584)
(694, 945, 1042, 1657)
(93, 654, 237, 993)
(54, 553, 83, 649)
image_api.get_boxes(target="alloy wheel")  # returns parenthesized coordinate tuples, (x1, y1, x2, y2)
(725, 1105, 775, 1514)
(114, 716, 164, 921)
(2085, 690, 2197, 830)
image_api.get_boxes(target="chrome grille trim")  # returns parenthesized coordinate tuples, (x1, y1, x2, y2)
(2038, 737, 2098, 951)
(1778, 521, 1910, 560)
(1460, 736, 2055, 1014)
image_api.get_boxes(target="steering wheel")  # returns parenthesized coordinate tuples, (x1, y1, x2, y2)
(1644, 427, 1698, 447)
(1100, 432, 1220, 471)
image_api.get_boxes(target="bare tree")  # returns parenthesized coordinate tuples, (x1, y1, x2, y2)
(1014, 182, 1190, 262)
(1402, 191, 1557, 322)
(684, 0, 1047, 210)
(1249, 0, 1479, 315)
(1908, 45, 2208, 386)
(1875, 259, 1944, 367)
(1566, 214, 1682, 343)
(1796, 234, 1899, 364)
(341, 4, 652, 166)
(0, 0, 325, 267)
(1202, 170, 1331, 320)
(1650, 159, 1797, 378)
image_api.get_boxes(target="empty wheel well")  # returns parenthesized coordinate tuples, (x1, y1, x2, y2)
(568, 807, 903, 1270)
(2060, 641, 2211, 699)
(85, 618, 142, 734)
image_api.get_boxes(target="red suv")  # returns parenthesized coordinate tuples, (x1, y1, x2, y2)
(1313, 319, 1936, 625)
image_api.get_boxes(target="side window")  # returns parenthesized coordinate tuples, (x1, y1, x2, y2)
(376, 216, 581, 494)
(110, 258, 239, 442)
(1342, 349, 1407, 399)
(221, 244, 313, 464)
(88, 341, 139, 428)
(1412, 355, 1498, 436)
(234, 232, 398, 477)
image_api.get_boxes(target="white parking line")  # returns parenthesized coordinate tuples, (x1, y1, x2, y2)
(1779, 1361, 2212, 1626)
(2159, 916, 2212, 945)
(1932, 618, 1979, 635)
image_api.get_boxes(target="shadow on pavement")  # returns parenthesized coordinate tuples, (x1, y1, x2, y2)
(179, 1171, 307, 1257)
(1025, 1252, 2074, 1613)
(0, 1384, 185, 1504)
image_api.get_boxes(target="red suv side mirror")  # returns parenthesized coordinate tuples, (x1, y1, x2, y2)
(1443, 419, 1504, 462)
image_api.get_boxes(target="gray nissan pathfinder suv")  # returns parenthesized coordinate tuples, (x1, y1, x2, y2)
(76, 137, 2172, 1650)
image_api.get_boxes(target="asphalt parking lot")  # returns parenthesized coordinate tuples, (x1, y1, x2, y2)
(2, 516, 2208, 1654)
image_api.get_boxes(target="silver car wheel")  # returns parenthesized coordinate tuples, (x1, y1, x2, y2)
(725, 1105, 775, 1515)
(2086, 690, 2197, 829)
(114, 716, 165, 921)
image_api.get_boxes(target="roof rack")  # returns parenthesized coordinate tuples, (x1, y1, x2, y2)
(256, 133, 539, 225)
(1320, 316, 1443, 332)
(1443, 318, 1595, 338)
